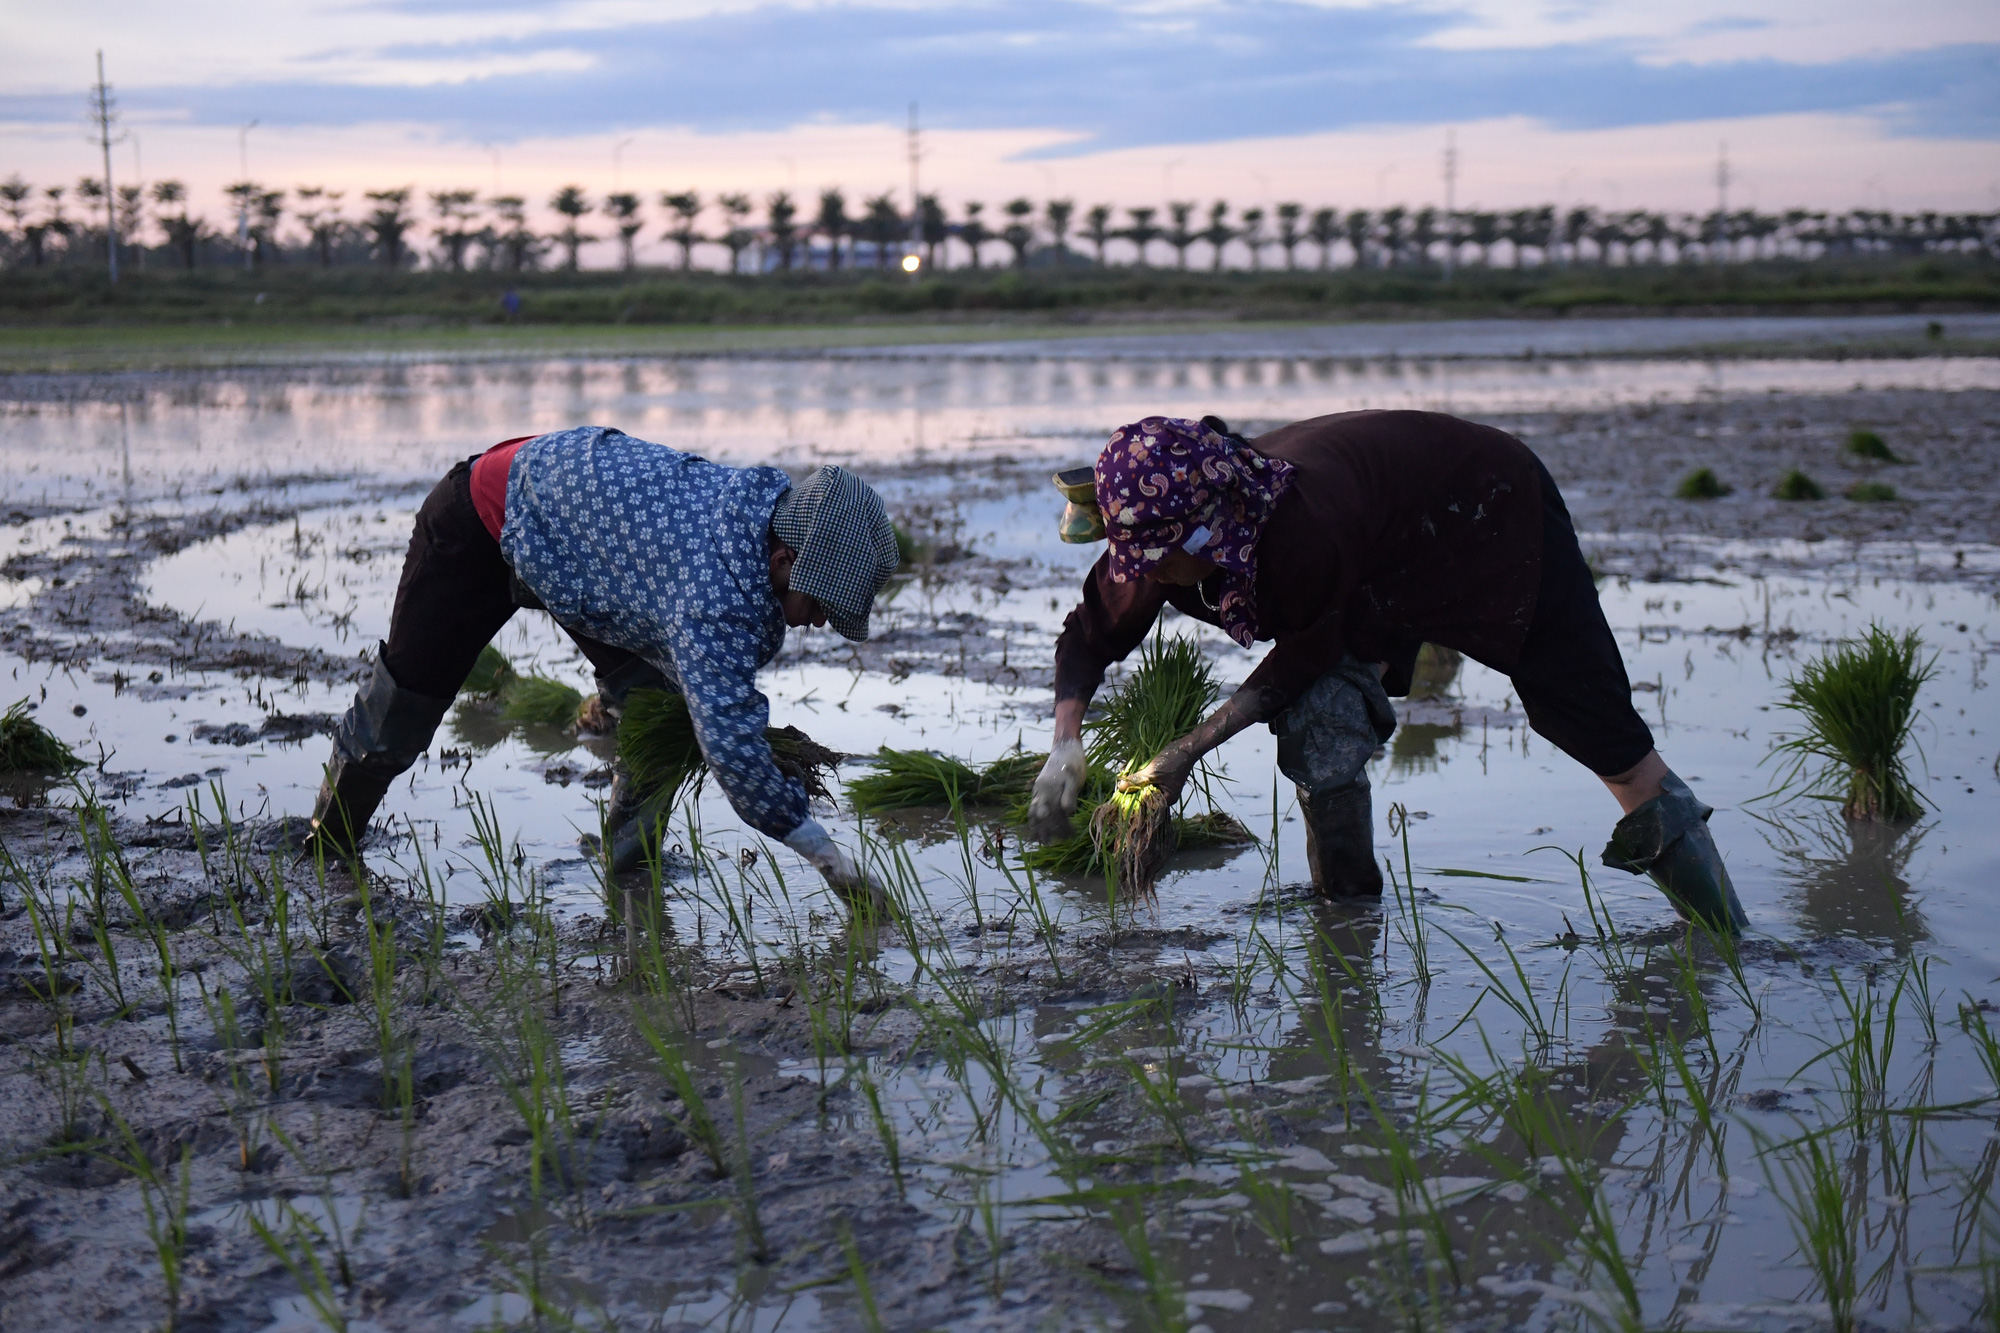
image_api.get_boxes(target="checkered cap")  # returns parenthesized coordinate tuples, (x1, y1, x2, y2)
(769, 466, 900, 641)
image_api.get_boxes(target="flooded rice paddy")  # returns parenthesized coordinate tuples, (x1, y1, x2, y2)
(2, 319, 1998, 1332)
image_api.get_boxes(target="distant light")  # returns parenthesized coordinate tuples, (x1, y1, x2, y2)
(900, 253, 922, 273)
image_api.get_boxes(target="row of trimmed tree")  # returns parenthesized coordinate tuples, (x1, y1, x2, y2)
(6, 174, 1996, 275)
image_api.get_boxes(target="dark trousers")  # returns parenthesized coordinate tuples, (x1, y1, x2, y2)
(1506, 464, 1656, 777)
(383, 458, 642, 701)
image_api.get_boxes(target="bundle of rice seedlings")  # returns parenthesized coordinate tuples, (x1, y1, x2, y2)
(1774, 469, 1826, 501)
(1081, 633, 1221, 894)
(1844, 429, 1903, 463)
(499, 675, 585, 728)
(846, 747, 1047, 815)
(1675, 467, 1731, 499)
(462, 642, 517, 697)
(0, 700, 82, 775)
(1844, 481, 1899, 503)
(1772, 624, 1936, 821)
(618, 688, 838, 809)
(1176, 810, 1258, 847)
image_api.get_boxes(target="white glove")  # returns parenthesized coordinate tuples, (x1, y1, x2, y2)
(783, 819, 885, 911)
(1027, 738, 1087, 842)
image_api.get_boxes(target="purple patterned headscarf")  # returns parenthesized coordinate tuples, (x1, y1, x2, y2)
(1095, 416, 1296, 647)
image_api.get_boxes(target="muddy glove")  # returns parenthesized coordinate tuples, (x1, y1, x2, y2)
(784, 819, 887, 914)
(1028, 738, 1088, 842)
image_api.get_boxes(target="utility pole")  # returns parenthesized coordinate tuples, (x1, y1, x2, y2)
(1714, 139, 1731, 264)
(906, 102, 922, 269)
(1442, 128, 1457, 280)
(90, 51, 120, 283)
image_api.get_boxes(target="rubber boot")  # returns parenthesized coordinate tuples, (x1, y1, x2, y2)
(1601, 772, 1749, 933)
(306, 655, 453, 861)
(1299, 781, 1383, 899)
(605, 773, 678, 874)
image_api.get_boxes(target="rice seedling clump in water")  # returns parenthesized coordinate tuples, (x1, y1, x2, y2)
(1675, 467, 1731, 499)
(1844, 481, 1899, 503)
(1774, 469, 1826, 501)
(1771, 624, 1936, 821)
(0, 700, 82, 775)
(499, 675, 585, 728)
(462, 643, 517, 696)
(846, 748, 1041, 814)
(1844, 428, 1903, 463)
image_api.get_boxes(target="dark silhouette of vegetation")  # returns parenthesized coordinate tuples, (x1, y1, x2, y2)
(1775, 469, 1828, 501)
(1676, 467, 1731, 499)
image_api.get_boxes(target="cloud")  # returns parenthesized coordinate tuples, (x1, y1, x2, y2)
(2, 0, 1994, 152)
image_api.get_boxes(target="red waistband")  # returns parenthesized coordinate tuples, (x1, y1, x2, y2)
(470, 436, 535, 540)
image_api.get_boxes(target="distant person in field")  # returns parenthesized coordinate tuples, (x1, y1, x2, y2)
(304, 427, 900, 904)
(1030, 413, 1747, 932)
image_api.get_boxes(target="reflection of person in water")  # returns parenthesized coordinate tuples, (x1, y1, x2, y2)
(303, 426, 901, 902)
(1030, 412, 1748, 931)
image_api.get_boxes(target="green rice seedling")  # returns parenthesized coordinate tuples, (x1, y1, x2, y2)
(462, 641, 517, 696)
(499, 673, 584, 727)
(1960, 999, 2000, 1099)
(618, 686, 840, 813)
(1385, 803, 1434, 989)
(92, 1086, 195, 1331)
(1774, 468, 1826, 500)
(196, 983, 269, 1171)
(847, 747, 1043, 814)
(1760, 1126, 1859, 1333)
(1769, 623, 1936, 821)
(1100, 1202, 1189, 1333)
(1907, 956, 1940, 1048)
(1231, 1142, 1303, 1255)
(1120, 1050, 1198, 1164)
(72, 800, 135, 1019)
(246, 1197, 351, 1332)
(838, 1217, 888, 1332)
(1675, 466, 1731, 499)
(355, 876, 406, 1114)
(1439, 922, 1556, 1052)
(725, 1051, 773, 1263)
(1083, 634, 1218, 895)
(83, 802, 187, 1069)
(1845, 428, 1903, 463)
(9, 847, 78, 1059)
(0, 699, 83, 774)
(993, 847, 1065, 979)
(1799, 968, 1901, 1131)
(1845, 480, 1899, 503)
(631, 1001, 729, 1176)
(849, 1055, 906, 1200)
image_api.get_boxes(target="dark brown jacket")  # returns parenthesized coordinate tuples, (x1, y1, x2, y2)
(1052, 409, 1548, 720)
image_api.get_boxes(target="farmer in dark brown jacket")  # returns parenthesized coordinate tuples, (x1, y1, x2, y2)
(1029, 412, 1746, 932)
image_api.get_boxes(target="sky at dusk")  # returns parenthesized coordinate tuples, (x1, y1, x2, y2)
(2, 0, 1995, 258)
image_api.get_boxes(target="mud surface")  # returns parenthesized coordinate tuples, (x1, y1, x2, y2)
(2, 344, 1999, 1333)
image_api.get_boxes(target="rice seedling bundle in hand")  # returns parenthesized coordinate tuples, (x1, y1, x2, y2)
(1082, 633, 1221, 894)
(1772, 624, 1936, 821)
(0, 700, 82, 775)
(619, 688, 839, 811)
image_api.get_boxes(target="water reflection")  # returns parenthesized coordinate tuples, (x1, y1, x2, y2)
(1767, 812, 1930, 950)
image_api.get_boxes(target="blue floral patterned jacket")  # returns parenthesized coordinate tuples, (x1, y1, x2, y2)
(498, 426, 806, 839)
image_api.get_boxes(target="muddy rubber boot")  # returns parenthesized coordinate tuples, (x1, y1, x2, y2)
(1601, 772, 1749, 933)
(1300, 781, 1383, 899)
(306, 655, 453, 861)
(604, 771, 679, 874)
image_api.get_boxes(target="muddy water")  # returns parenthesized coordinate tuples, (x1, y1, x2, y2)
(4, 332, 2000, 1331)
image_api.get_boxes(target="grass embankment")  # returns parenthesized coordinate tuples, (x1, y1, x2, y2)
(4, 255, 1993, 331)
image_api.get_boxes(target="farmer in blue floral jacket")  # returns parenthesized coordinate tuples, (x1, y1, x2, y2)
(305, 427, 900, 901)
